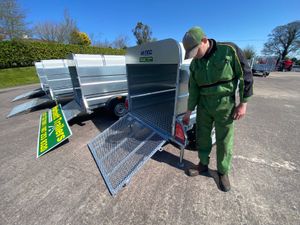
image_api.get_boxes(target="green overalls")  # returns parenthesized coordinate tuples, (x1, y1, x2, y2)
(188, 40, 252, 174)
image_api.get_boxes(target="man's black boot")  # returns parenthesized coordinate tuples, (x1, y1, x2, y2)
(187, 162, 208, 177)
(218, 173, 231, 192)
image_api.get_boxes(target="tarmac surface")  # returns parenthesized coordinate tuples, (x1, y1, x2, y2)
(0, 72, 299, 225)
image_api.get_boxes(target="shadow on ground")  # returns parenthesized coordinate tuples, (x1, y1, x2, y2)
(69, 107, 117, 132)
(152, 149, 221, 190)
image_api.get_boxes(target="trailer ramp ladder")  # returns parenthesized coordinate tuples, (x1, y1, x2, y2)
(7, 96, 54, 118)
(12, 88, 46, 102)
(88, 114, 166, 196)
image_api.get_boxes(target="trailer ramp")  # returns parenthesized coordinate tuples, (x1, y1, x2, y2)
(12, 88, 46, 102)
(88, 114, 166, 196)
(7, 96, 54, 118)
(62, 100, 82, 121)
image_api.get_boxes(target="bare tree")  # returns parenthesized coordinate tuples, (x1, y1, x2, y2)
(0, 0, 28, 39)
(112, 35, 129, 49)
(58, 10, 77, 43)
(34, 9, 77, 43)
(94, 39, 112, 48)
(34, 21, 59, 42)
(132, 22, 152, 45)
(243, 45, 256, 59)
(262, 21, 300, 61)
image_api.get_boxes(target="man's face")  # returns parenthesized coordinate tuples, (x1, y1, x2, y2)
(194, 40, 207, 59)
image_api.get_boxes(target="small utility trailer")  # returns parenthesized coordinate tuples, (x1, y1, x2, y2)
(251, 56, 277, 77)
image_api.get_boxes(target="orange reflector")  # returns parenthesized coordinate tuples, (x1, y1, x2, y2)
(175, 122, 185, 144)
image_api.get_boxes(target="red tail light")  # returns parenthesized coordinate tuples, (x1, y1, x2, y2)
(175, 122, 185, 144)
(125, 98, 128, 109)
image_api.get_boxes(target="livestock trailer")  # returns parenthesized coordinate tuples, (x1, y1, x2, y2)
(88, 39, 216, 195)
(66, 54, 128, 120)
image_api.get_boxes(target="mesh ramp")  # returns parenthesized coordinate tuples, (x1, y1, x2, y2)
(7, 96, 54, 118)
(62, 100, 83, 121)
(88, 114, 166, 196)
(12, 88, 45, 102)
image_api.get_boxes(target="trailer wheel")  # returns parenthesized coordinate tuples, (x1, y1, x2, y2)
(111, 100, 127, 117)
(263, 72, 269, 77)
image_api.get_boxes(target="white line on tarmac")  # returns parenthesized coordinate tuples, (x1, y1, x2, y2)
(234, 155, 297, 171)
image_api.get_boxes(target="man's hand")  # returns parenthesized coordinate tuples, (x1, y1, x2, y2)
(183, 110, 192, 125)
(233, 103, 247, 120)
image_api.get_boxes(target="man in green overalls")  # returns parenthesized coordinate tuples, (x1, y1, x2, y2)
(182, 26, 253, 192)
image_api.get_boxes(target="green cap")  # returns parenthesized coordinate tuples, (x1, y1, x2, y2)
(182, 26, 205, 59)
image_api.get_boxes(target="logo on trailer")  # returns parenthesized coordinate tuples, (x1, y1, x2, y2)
(140, 49, 152, 56)
(140, 49, 153, 62)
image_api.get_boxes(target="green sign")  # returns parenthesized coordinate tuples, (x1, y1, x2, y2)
(139, 56, 153, 62)
(37, 104, 72, 158)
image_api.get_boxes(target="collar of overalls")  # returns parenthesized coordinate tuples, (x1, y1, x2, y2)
(203, 39, 217, 59)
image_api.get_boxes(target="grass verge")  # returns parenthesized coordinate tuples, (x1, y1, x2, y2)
(0, 67, 39, 89)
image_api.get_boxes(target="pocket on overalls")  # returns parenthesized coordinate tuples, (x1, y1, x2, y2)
(213, 56, 233, 80)
(215, 96, 235, 123)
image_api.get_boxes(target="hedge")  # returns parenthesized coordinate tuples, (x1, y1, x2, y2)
(0, 40, 126, 69)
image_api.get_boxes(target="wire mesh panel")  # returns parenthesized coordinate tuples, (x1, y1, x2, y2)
(88, 114, 166, 195)
(131, 90, 175, 135)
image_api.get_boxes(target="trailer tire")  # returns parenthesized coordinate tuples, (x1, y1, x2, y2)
(109, 99, 127, 118)
(263, 72, 269, 77)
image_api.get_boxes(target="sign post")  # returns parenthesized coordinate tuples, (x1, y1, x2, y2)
(37, 104, 72, 158)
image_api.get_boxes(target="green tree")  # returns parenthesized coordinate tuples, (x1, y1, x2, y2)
(262, 21, 300, 61)
(243, 45, 256, 59)
(70, 30, 91, 45)
(0, 0, 29, 40)
(132, 22, 152, 45)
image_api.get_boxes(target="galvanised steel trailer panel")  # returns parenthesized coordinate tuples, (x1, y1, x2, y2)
(70, 54, 127, 113)
(176, 62, 192, 115)
(35, 62, 49, 92)
(41, 59, 74, 100)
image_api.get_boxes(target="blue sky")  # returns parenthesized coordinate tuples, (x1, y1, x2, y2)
(19, 0, 300, 55)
